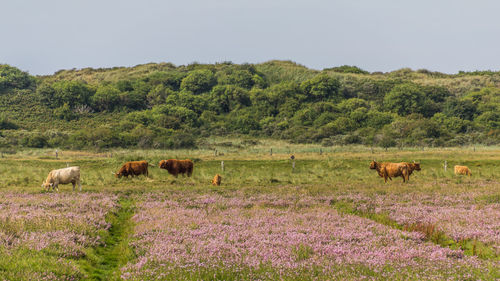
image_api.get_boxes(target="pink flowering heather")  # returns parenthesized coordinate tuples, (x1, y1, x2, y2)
(339, 191, 500, 251)
(0, 192, 117, 257)
(122, 192, 495, 280)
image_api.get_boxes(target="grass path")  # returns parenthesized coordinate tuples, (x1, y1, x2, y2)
(79, 194, 135, 281)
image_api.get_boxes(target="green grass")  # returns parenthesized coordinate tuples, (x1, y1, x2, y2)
(0, 247, 83, 280)
(79, 195, 135, 281)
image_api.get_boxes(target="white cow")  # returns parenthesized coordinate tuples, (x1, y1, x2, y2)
(42, 166, 81, 191)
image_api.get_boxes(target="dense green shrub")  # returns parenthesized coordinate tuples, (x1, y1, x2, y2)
(0, 115, 19, 130)
(51, 81, 94, 107)
(325, 65, 369, 74)
(180, 69, 216, 94)
(54, 103, 76, 121)
(300, 74, 341, 102)
(0, 65, 35, 92)
(21, 134, 48, 148)
(92, 85, 121, 111)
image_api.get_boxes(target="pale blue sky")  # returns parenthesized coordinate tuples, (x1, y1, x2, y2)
(1, 0, 499, 75)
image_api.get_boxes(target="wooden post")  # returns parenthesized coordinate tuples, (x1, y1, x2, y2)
(214, 149, 217, 157)
(221, 161, 224, 172)
(292, 160, 295, 172)
(444, 160, 447, 172)
(319, 148, 322, 155)
(270, 148, 272, 156)
(55, 149, 58, 159)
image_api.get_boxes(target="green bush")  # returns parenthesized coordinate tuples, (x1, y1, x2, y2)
(51, 80, 94, 107)
(92, 85, 121, 111)
(54, 103, 76, 121)
(300, 74, 341, 102)
(180, 69, 216, 94)
(0, 65, 35, 92)
(0, 115, 19, 130)
(21, 135, 48, 148)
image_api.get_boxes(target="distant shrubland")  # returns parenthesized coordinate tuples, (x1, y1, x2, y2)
(0, 61, 499, 149)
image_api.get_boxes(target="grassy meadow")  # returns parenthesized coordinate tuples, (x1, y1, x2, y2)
(0, 144, 499, 280)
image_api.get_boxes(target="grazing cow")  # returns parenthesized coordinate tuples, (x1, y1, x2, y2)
(370, 160, 409, 183)
(115, 161, 149, 178)
(212, 174, 221, 186)
(42, 166, 81, 191)
(402, 161, 421, 180)
(454, 165, 472, 177)
(159, 159, 193, 177)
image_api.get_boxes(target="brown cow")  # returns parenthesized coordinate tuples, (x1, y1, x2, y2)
(212, 174, 221, 186)
(406, 162, 421, 176)
(454, 165, 472, 177)
(370, 160, 409, 183)
(115, 161, 149, 178)
(402, 161, 421, 181)
(159, 159, 193, 177)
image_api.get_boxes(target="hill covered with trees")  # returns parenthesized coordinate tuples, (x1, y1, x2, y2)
(0, 61, 499, 149)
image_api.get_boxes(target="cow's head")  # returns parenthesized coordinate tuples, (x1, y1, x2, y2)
(369, 160, 377, 169)
(412, 162, 421, 171)
(115, 172, 122, 178)
(159, 160, 168, 169)
(41, 181, 53, 190)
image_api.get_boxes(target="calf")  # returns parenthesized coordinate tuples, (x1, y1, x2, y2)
(454, 165, 472, 177)
(212, 174, 221, 186)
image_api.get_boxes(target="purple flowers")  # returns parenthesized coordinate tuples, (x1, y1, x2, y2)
(339, 192, 500, 251)
(0, 192, 117, 257)
(122, 192, 494, 279)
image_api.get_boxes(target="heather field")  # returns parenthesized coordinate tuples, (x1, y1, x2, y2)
(0, 146, 499, 280)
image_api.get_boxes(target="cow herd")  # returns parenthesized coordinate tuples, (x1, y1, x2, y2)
(42, 159, 196, 191)
(41, 158, 472, 191)
(370, 160, 472, 183)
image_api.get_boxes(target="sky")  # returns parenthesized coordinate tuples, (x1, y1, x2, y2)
(1, 0, 500, 75)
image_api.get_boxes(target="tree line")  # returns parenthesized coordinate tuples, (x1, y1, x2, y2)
(0, 62, 499, 149)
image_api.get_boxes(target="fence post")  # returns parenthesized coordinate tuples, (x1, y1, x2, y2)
(444, 160, 447, 172)
(319, 148, 322, 155)
(270, 148, 272, 156)
(292, 160, 295, 172)
(214, 149, 217, 157)
(221, 161, 224, 172)
(55, 149, 58, 159)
